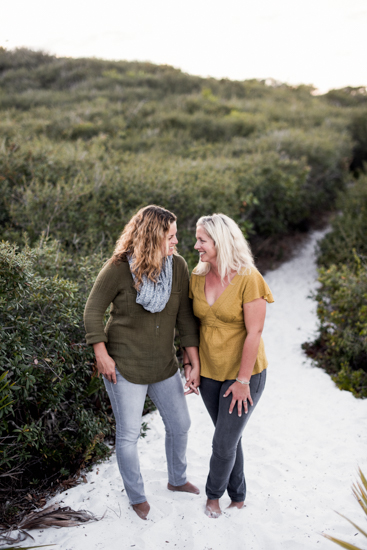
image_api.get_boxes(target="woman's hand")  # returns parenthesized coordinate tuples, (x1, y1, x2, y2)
(93, 342, 117, 384)
(184, 364, 200, 396)
(223, 381, 253, 417)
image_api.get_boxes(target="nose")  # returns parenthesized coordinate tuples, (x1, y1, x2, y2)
(194, 240, 199, 250)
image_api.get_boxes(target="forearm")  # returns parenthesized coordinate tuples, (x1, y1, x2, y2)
(237, 331, 263, 381)
(184, 346, 200, 370)
(93, 342, 109, 360)
(183, 346, 200, 395)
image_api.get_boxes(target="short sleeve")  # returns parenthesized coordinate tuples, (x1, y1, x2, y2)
(242, 269, 274, 304)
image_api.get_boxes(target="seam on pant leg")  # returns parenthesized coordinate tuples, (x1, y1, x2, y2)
(148, 374, 188, 486)
(207, 381, 249, 500)
(148, 383, 179, 485)
(104, 376, 147, 505)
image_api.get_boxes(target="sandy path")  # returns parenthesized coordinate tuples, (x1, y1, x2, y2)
(18, 230, 367, 550)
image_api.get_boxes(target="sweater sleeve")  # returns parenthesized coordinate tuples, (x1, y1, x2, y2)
(84, 261, 120, 345)
(176, 259, 200, 348)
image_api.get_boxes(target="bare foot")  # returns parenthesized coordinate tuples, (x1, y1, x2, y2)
(227, 501, 245, 510)
(205, 498, 221, 518)
(167, 481, 200, 495)
(132, 501, 150, 520)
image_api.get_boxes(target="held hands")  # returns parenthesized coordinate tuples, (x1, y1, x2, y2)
(184, 364, 200, 396)
(223, 381, 253, 417)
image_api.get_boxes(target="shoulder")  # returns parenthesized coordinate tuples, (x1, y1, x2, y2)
(241, 267, 264, 283)
(96, 258, 130, 282)
(173, 253, 189, 276)
(189, 270, 203, 292)
(173, 253, 187, 268)
(239, 267, 274, 303)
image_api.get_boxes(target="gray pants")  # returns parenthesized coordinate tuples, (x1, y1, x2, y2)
(104, 369, 190, 505)
(200, 370, 266, 502)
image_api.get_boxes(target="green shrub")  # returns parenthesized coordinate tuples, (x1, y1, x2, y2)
(1, 131, 345, 262)
(324, 86, 367, 107)
(349, 109, 367, 174)
(262, 127, 351, 204)
(318, 175, 367, 268)
(0, 47, 357, 260)
(159, 111, 261, 142)
(303, 255, 367, 398)
(235, 153, 310, 236)
(0, 242, 114, 494)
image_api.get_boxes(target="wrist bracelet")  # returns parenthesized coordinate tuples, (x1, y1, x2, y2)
(183, 362, 191, 367)
(236, 378, 250, 385)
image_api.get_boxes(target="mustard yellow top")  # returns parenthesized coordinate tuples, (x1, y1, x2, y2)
(189, 269, 274, 381)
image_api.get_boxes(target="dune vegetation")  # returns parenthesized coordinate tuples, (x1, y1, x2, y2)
(1, 47, 366, 523)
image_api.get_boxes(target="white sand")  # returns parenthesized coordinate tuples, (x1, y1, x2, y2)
(21, 231, 367, 549)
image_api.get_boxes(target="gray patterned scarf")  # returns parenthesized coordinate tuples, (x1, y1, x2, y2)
(127, 254, 173, 313)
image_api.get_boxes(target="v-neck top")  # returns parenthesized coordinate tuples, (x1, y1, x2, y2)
(189, 268, 274, 381)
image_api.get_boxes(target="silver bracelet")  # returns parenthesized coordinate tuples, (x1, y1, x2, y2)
(236, 378, 250, 385)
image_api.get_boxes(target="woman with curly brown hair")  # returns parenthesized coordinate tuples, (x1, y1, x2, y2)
(84, 205, 200, 520)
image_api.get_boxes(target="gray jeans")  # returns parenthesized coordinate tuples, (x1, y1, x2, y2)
(104, 369, 191, 505)
(200, 370, 266, 501)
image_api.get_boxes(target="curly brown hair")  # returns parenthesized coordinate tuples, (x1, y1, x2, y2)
(111, 205, 177, 290)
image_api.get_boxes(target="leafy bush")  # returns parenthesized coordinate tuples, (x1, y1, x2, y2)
(303, 255, 367, 398)
(324, 86, 367, 108)
(0, 133, 350, 268)
(305, 174, 367, 398)
(260, 127, 350, 204)
(317, 175, 367, 268)
(0, 47, 357, 263)
(349, 109, 367, 174)
(235, 153, 310, 236)
(0, 241, 114, 497)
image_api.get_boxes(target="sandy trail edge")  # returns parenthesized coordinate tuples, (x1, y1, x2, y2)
(17, 230, 367, 550)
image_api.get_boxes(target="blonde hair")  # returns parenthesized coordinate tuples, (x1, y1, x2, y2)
(193, 213, 255, 283)
(111, 205, 177, 290)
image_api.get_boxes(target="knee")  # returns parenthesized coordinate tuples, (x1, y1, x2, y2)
(115, 424, 141, 446)
(212, 441, 237, 461)
(166, 411, 191, 436)
(180, 415, 191, 434)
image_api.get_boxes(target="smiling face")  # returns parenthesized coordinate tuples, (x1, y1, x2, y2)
(161, 221, 178, 256)
(194, 224, 217, 265)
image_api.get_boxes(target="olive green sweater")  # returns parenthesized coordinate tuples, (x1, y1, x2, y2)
(84, 254, 199, 384)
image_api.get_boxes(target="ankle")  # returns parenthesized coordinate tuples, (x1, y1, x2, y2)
(132, 500, 150, 520)
(205, 499, 221, 514)
(227, 500, 245, 509)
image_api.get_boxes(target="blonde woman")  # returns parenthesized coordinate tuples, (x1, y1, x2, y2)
(185, 213, 274, 518)
(84, 205, 200, 520)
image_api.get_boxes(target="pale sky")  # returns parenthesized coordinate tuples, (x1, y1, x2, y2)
(1, 0, 366, 92)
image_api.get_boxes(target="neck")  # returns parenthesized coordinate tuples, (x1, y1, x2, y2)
(208, 263, 238, 282)
(208, 263, 220, 279)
